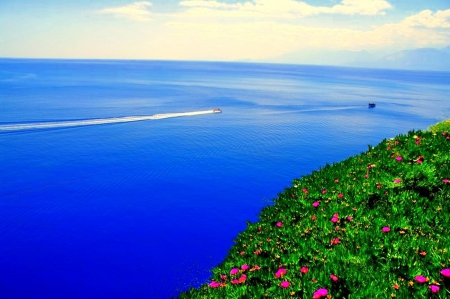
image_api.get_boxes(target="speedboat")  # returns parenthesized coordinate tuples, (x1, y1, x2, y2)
(368, 103, 376, 108)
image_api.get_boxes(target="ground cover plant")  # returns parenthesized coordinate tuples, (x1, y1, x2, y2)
(179, 122, 450, 298)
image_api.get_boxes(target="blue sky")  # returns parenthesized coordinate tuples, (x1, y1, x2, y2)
(1, 0, 449, 61)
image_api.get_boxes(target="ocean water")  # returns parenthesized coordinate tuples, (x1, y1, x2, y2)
(1, 59, 449, 298)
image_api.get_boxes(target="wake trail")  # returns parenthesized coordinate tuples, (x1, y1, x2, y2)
(0, 109, 221, 133)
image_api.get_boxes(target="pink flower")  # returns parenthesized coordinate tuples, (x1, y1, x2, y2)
(311, 215, 317, 221)
(396, 156, 403, 161)
(313, 201, 320, 208)
(443, 179, 450, 183)
(441, 268, 450, 277)
(241, 264, 249, 271)
(313, 288, 328, 299)
(280, 281, 290, 288)
(231, 279, 239, 284)
(209, 280, 220, 289)
(387, 146, 391, 150)
(347, 216, 353, 221)
(364, 174, 369, 179)
(331, 213, 339, 223)
(334, 179, 339, 183)
(220, 274, 227, 280)
(416, 156, 424, 164)
(276, 222, 283, 228)
(415, 275, 427, 283)
(322, 189, 327, 194)
(302, 188, 308, 193)
(338, 193, 343, 198)
(382, 226, 390, 233)
(230, 268, 239, 275)
(394, 179, 402, 183)
(330, 238, 340, 245)
(300, 267, 309, 274)
(429, 285, 440, 293)
(238, 274, 247, 283)
(275, 268, 287, 278)
(330, 274, 338, 281)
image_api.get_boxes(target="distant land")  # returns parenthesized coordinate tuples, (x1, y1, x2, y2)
(265, 46, 450, 71)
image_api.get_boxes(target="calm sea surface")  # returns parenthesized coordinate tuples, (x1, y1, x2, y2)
(1, 59, 449, 298)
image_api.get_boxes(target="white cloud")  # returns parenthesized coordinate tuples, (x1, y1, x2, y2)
(326, 0, 392, 16)
(402, 9, 450, 29)
(99, 2, 153, 21)
(178, 0, 392, 19)
(158, 7, 449, 61)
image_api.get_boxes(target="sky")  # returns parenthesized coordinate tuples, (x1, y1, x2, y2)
(0, 0, 449, 61)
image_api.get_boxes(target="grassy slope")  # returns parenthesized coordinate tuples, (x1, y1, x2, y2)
(179, 122, 450, 298)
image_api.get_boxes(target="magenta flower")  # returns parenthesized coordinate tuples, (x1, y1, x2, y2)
(429, 285, 440, 293)
(313, 201, 320, 208)
(209, 281, 220, 288)
(415, 275, 427, 283)
(231, 279, 239, 284)
(276, 222, 283, 228)
(241, 264, 249, 271)
(280, 281, 290, 288)
(441, 268, 450, 277)
(331, 213, 339, 223)
(443, 179, 450, 183)
(347, 216, 353, 221)
(300, 266, 309, 274)
(416, 156, 424, 164)
(313, 288, 328, 299)
(230, 268, 239, 275)
(382, 226, 390, 233)
(220, 274, 227, 280)
(396, 156, 403, 161)
(394, 179, 402, 183)
(275, 268, 287, 278)
(322, 189, 327, 194)
(330, 274, 338, 281)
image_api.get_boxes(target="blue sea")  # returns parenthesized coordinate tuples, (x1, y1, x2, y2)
(1, 59, 449, 298)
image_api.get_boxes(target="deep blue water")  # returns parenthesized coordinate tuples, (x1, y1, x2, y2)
(1, 59, 449, 298)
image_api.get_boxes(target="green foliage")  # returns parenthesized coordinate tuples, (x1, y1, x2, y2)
(429, 119, 450, 133)
(178, 126, 450, 299)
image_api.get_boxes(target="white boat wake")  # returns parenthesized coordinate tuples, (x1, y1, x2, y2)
(0, 109, 221, 133)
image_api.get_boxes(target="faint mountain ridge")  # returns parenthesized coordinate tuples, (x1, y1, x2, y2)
(364, 47, 450, 71)
(265, 46, 450, 71)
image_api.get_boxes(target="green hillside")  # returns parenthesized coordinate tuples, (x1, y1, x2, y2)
(179, 120, 450, 298)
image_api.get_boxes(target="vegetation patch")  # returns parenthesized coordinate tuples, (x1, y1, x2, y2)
(179, 122, 450, 298)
